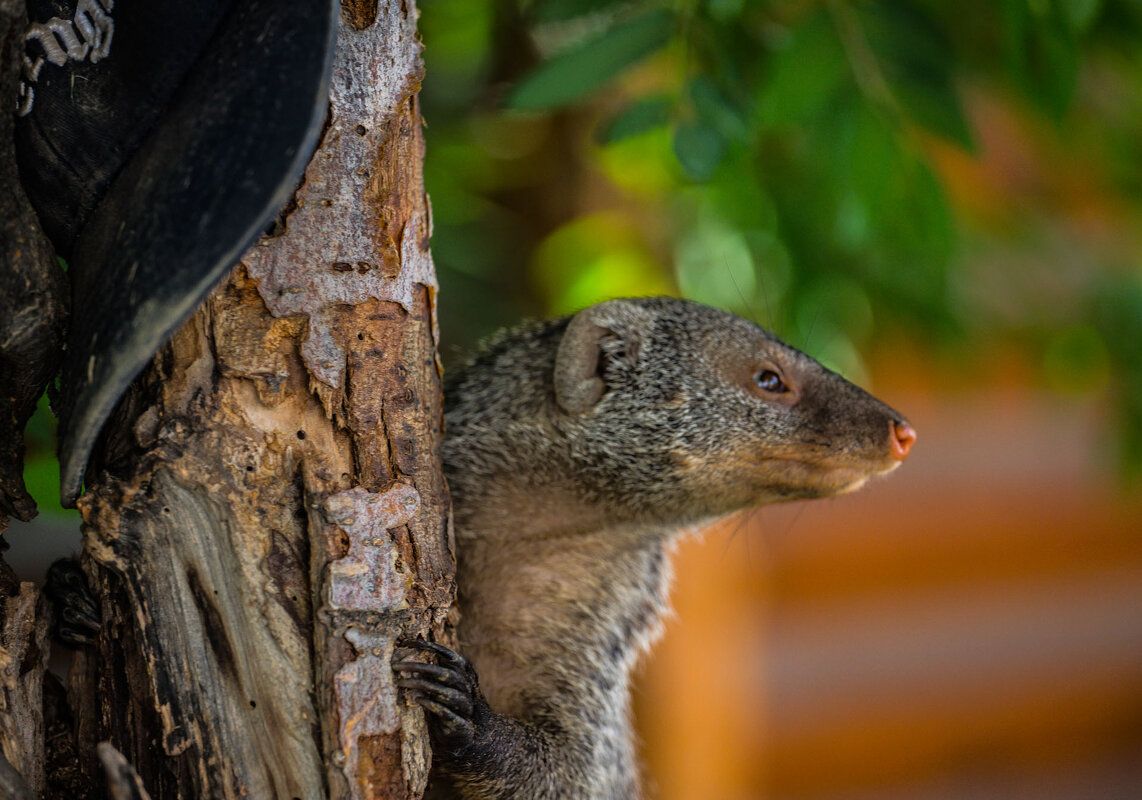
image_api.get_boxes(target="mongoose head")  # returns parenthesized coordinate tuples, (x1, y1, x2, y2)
(550, 297, 915, 524)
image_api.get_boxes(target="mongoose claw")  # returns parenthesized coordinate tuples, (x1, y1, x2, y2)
(393, 639, 487, 752)
(43, 558, 101, 647)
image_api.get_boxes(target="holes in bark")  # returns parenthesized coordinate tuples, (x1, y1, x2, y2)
(296, 430, 306, 440)
(355, 124, 367, 136)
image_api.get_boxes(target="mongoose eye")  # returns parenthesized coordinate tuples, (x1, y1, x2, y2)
(753, 369, 787, 394)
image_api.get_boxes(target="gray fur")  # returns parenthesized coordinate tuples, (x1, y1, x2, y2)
(435, 297, 910, 798)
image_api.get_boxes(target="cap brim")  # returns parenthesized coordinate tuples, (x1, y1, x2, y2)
(58, 0, 338, 506)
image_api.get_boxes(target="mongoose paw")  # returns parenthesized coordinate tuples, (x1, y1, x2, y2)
(393, 639, 488, 753)
(43, 558, 101, 647)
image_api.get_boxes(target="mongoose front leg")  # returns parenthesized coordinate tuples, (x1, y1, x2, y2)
(394, 640, 485, 749)
(394, 640, 557, 798)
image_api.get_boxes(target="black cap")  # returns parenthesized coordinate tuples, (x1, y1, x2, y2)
(14, 0, 338, 505)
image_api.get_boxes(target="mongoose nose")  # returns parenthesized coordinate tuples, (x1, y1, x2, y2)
(889, 421, 917, 461)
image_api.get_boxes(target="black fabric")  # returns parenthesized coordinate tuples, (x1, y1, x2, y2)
(16, 0, 232, 253)
(10, 0, 338, 505)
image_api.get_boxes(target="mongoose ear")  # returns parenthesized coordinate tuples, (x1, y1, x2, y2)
(554, 300, 649, 414)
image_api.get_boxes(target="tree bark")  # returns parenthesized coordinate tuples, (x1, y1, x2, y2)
(0, 551, 49, 797)
(68, 3, 450, 797)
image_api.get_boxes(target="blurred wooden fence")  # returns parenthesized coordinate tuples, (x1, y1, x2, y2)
(636, 387, 1142, 800)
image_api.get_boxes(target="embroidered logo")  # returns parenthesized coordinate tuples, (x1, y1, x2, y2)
(17, 0, 115, 117)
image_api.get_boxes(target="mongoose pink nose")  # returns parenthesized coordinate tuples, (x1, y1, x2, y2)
(889, 421, 917, 461)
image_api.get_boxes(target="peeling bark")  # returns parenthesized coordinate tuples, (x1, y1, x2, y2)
(69, 3, 448, 797)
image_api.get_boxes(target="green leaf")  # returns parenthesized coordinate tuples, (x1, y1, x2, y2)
(706, 0, 745, 23)
(1002, 0, 1080, 119)
(1060, 0, 1102, 33)
(673, 122, 727, 181)
(756, 11, 849, 128)
(690, 75, 748, 142)
(896, 81, 975, 151)
(508, 9, 675, 111)
(859, 1, 976, 150)
(533, 0, 628, 23)
(706, 152, 778, 230)
(840, 103, 903, 210)
(600, 96, 673, 143)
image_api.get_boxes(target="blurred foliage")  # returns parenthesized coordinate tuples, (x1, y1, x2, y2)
(419, 0, 1142, 481)
(22, 392, 73, 520)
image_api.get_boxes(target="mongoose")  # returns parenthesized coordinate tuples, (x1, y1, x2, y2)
(394, 297, 916, 799)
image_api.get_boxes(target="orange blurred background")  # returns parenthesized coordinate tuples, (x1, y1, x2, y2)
(635, 350, 1142, 800)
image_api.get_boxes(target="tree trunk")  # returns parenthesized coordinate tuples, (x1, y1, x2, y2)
(67, 3, 451, 797)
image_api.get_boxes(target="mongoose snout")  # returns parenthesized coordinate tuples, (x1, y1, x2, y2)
(889, 420, 917, 461)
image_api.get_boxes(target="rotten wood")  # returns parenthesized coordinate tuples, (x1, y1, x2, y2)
(69, 3, 450, 798)
(0, 547, 49, 796)
(97, 742, 154, 800)
(0, 749, 33, 800)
